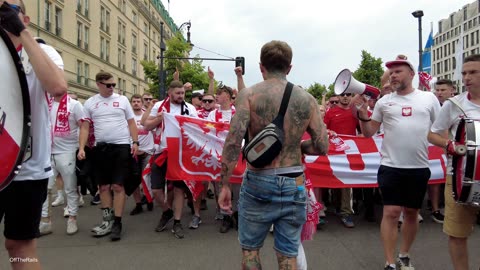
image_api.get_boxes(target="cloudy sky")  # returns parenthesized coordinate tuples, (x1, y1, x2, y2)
(162, 0, 471, 89)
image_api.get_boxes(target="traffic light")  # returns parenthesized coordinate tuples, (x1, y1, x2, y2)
(235, 57, 245, 75)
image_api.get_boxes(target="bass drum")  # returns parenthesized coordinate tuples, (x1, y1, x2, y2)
(0, 27, 31, 191)
(452, 118, 480, 206)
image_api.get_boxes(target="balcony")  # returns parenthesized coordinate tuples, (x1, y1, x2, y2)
(45, 21, 51, 32)
(55, 27, 62, 36)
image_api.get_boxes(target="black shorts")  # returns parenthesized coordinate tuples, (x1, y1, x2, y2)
(0, 179, 48, 240)
(151, 155, 167, 190)
(92, 143, 131, 186)
(377, 165, 431, 209)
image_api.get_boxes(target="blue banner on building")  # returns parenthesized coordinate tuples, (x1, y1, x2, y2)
(421, 30, 433, 74)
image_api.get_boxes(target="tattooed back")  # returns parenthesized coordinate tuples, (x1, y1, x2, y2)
(244, 79, 320, 168)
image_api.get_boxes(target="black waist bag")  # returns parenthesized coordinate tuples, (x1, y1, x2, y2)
(242, 82, 293, 168)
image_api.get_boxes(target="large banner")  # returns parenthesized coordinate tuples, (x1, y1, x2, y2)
(163, 113, 447, 188)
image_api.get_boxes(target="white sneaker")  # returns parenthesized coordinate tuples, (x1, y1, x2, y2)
(398, 212, 423, 225)
(269, 224, 274, 233)
(66, 219, 78, 235)
(63, 207, 70, 218)
(78, 195, 85, 207)
(52, 196, 65, 207)
(91, 221, 113, 237)
(39, 221, 52, 236)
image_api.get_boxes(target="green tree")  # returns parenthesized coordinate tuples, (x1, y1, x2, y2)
(306, 82, 328, 103)
(352, 50, 384, 87)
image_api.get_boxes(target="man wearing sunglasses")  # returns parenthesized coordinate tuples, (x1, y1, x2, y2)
(78, 71, 139, 241)
(191, 91, 203, 110)
(142, 93, 154, 111)
(324, 92, 359, 228)
(0, 1, 67, 269)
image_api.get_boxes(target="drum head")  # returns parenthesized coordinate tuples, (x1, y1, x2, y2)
(0, 28, 30, 191)
(452, 119, 467, 201)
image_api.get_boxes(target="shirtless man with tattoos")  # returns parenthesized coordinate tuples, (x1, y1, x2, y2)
(218, 40, 329, 270)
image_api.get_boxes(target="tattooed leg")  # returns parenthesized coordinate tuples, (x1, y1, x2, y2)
(276, 252, 297, 270)
(242, 249, 262, 270)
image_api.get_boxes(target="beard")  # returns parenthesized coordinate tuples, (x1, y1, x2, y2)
(392, 81, 407, 91)
(171, 97, 184, 105)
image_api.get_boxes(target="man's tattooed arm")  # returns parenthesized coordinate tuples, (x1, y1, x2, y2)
(220, 90, 250, 188)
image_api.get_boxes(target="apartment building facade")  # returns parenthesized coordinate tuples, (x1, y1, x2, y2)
(24, 0, 178, 101)
(433, 0, 480, 92)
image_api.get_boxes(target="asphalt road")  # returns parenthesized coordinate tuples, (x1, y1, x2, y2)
(0, 195, 479, 270)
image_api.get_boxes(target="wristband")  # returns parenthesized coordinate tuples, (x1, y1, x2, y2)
(132, 141, 139, 145)
(357, 111, 371, 122)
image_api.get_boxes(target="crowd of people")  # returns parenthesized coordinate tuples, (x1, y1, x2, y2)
(1, 1, 480, 270)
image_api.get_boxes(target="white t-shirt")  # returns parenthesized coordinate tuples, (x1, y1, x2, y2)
(150, 100, 198, 153)
(372, 89, 440, 168)
(50, 98, 85, 154)
(83, 93, 134, 144)
(133, 113, 154, 154)
(430, 92, 480, 174)
(207, 109, 233, 123)
(15, 44, 64, 181)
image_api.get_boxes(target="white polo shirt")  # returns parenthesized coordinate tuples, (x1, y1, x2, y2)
(83, 93, 134, 145)
(15, 44, 64, 181)
(372, 89, 440, 168)
(431, 92, 480, 174)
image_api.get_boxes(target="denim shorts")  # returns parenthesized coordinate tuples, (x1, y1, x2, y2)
(238, 170, 307, 257)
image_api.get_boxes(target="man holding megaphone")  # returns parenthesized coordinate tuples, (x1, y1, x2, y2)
(353, 55, 440, 270)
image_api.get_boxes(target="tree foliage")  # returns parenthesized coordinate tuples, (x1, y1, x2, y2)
(352, 50, 384, 88)
(305, 82, 335, 104)
(140, 32, 211, 99)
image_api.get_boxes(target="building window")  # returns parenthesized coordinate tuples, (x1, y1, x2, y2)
(85, 0, 89, 18)
(100, 6, 110, 33)
(450, 14, 454, 27)
(132, 33, 137, 54)
(133, 84, 137, 94)
(143, 22, 148, 33)
(101, 37, 110, 61)
(118, 78, 122, 93)
(452, 41, 456, 54)
(76, 0, 88, 17)
(439, 21, 442, 33)
(444, 59, 448, 72)
(84, 63, 89, 86)
(119, 0, 126, 14)
(465, 35, 469, 48)
(132, 58, 137, 76)
(118, 21, 126, 45)
(55, 7, 62, 36)
(45, 1, 52, 32)
(143, 42, 148, 61)
(76, 0, 81, 13)
(76, 60, 83, 84)
(469, 20, 472, 29)
(84, 26, 89, 51)
(464, 7, 468, 21)
(132, 11, 137, 25)
(118, 49, 126, 70)
(77, 21, 83, 47)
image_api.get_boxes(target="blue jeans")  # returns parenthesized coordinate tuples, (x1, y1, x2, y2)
(238, 170, 307, 257)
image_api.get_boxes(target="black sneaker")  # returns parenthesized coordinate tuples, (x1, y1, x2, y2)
(206, 189, 215, 199)
(172, 223, 184, 239)
(155, 209, 173, 232)
(147, 202, 154, 211)
(396, 255, 413, 269)
(90, 194, 101, 205)
(220, 215, 232, 233)
(129, 205, 143, 216)
(140, 195, 148, 205)
(200, 199, 208, 210)
(384, 265, 396, 270)
(431, 211, 444, 224)
(110, 223, 122, 241)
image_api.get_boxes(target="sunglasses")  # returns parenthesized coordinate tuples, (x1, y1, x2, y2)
(339, 93, 352, 97)
(143, 98, 153, 101)
(99, 82, 116, 88)
(329, 101, 339, 104)
(9, 4, 24, 14)
(202, 99, 215, 104)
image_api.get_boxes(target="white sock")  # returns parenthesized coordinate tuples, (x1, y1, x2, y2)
(386, 263, 396, 269)
(398, 253, 409, 258)
(57, 190, 64, 198)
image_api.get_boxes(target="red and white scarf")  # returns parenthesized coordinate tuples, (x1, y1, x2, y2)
(153, 97, 170, 145)
(52, 94, 71, 137)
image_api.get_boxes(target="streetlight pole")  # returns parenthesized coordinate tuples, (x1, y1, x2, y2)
(412, 10, 424, 72)
(159, 22, 166, 100)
